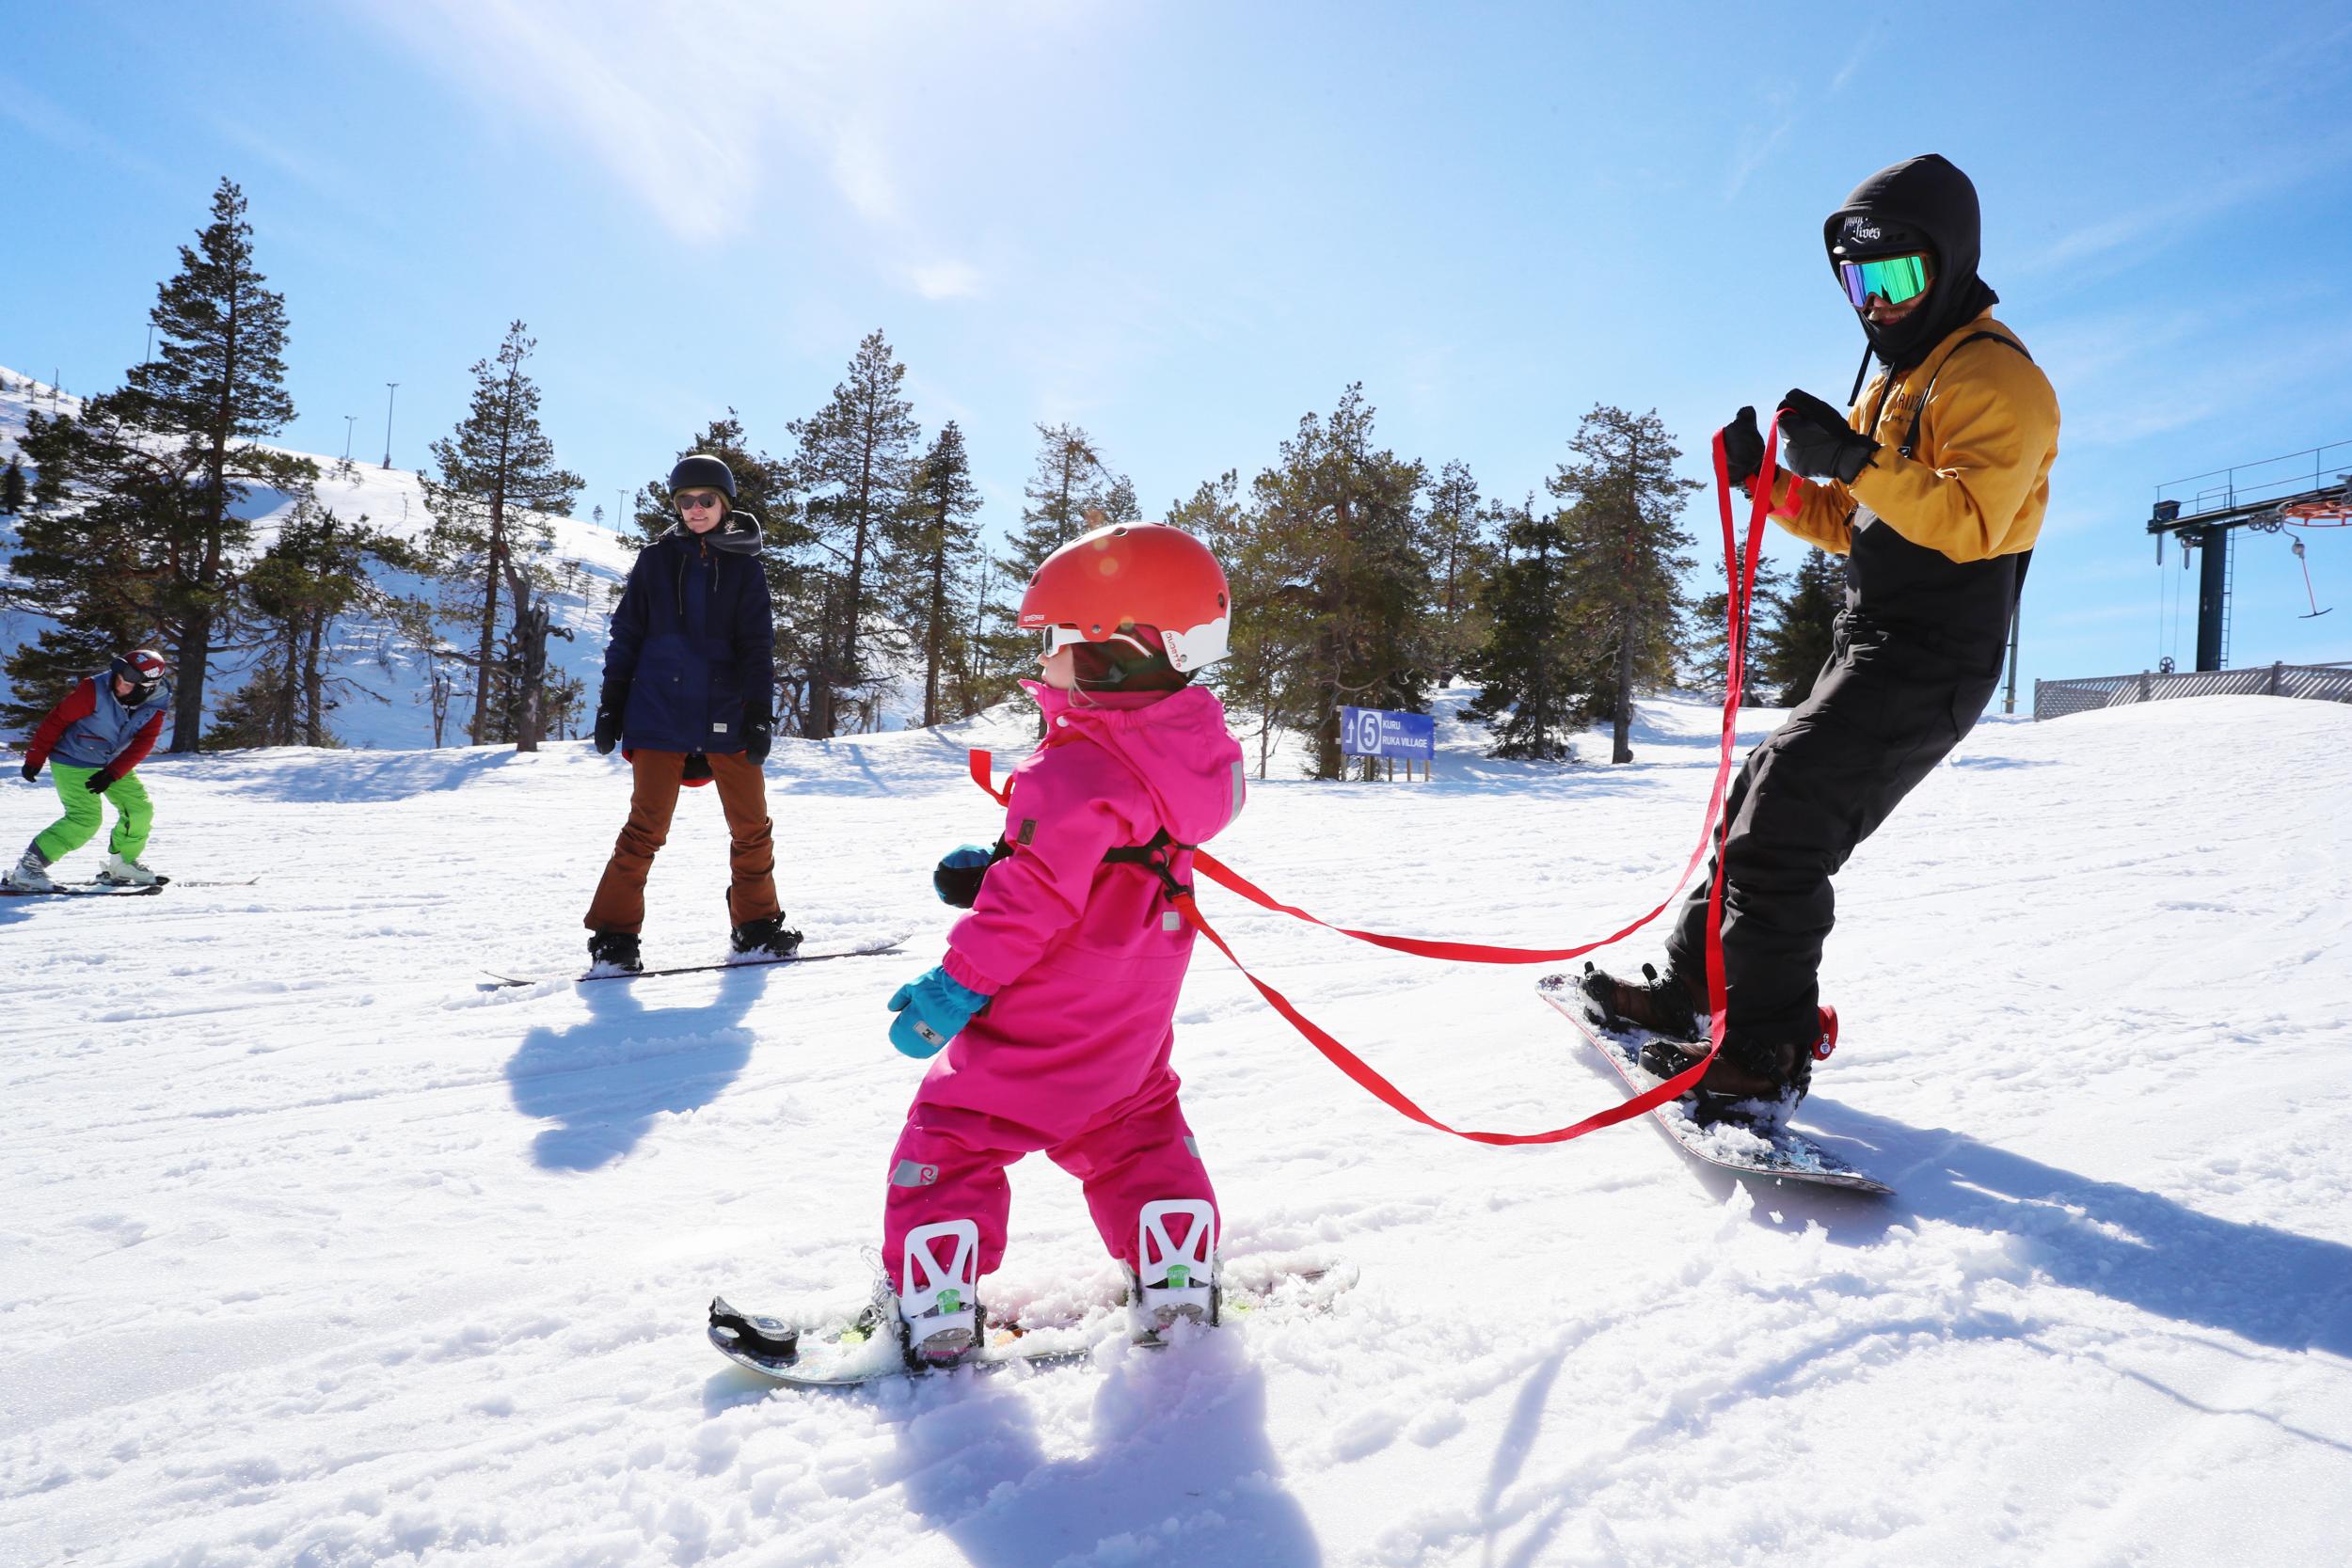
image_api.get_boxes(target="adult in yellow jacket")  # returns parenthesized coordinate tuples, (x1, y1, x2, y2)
(1582, 153, 2059, 1117)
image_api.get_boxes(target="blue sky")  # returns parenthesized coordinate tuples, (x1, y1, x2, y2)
(6, 0, 2351, 690)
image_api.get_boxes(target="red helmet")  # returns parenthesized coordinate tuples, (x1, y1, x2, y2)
(1017, 522, 1231, 674)
(111, 648, 168, 701)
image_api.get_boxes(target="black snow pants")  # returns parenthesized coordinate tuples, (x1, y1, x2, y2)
(1663, 631, 2001, 1048)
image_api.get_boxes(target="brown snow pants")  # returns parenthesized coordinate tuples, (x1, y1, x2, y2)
(583, 749, 780, 935)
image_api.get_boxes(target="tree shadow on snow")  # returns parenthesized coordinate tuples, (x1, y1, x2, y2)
(502, 965, 769, 1171)
(1718, 1100, 2352, 1360)
(890, 1331, 1322, 1567)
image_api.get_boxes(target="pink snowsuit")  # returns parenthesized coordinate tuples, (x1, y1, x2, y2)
(882, 680, 1247, 1287)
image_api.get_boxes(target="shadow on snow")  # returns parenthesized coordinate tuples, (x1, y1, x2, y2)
(502, 964, 771, 1171)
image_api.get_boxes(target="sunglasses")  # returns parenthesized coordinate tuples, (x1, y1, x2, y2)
(675, 491, 725, 512)
(1838, 252, 1931, 309)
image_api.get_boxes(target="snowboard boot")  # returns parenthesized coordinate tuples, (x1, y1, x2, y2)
(586, 930, 643, 975)
(1578, 958, 1707, 1043)
(893, 1219, 983, 1370)
(728, 911, 803, 960)
(4, 845, 58, 894)
(1128, 1198, 1218, 1340)
(1640, 1008, 1836, 1126)
(97, 851, 160, 887)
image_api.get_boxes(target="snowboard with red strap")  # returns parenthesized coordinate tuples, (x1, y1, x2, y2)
(1537, 976, 1891, 1194)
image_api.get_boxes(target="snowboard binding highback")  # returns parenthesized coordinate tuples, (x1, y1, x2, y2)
(893, 1219, 983, 1370)
(1129, 1198, 1218, 1339)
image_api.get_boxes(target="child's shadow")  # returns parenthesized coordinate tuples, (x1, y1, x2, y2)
(896, 1333, 1322, 1567)
(503, 967, 769, 1171)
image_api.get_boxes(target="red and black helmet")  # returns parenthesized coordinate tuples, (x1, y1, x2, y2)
(110, 648, 168, 702)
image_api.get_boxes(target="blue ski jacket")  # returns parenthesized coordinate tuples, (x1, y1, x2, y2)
(599, 516, 774, 755)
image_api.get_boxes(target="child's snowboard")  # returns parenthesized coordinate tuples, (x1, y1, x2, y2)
(709, 1259, 1357, 1388)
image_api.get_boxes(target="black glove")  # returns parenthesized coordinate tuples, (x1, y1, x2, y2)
(933, 842, 1007, 908)
(18, 757, 36, 783)
(593, 685, 627, 755)
(1776, 389, 1879, 485)
(1719, 406, 1764, 491)
(85, 767, 121, 794)
(743, 706, 773, 765)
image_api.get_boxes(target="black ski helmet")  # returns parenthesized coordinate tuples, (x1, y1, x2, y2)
(111, 648, 167, 702)
(669, 453, 738, 500)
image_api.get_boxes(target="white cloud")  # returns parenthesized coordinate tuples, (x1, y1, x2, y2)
(354, 0, 1013, 268)
(903, 261, 983, 302)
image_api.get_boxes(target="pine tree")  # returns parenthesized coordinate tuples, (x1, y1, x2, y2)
(0, 457, 24, 515)
(421, 321, 581, 751)
(1001, 423, 1106, 582)
(1688, 553, 1790, 696)
(1421, 459, 1498, 679)
(205, 499, 421, 748)
(1549, 406, 1699, 764)
(887, 421, 983, 727)
(3, 400, 205, 732)
(1464, 504, 1583, 760)
(1241, 386, 1433, 779)
(788, 330, 919, 738)
(1099, 471, 1143, 524)
(1757, 547, 1843, 706)
(119, 177, 314, 750)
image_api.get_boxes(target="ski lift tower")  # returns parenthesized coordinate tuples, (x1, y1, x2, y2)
(2145, 438, 2352, 670)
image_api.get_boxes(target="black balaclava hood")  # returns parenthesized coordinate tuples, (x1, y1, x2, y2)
(1823, 153, 1999, 372)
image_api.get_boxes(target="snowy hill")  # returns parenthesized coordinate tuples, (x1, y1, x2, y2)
(4, 690, 2350, 1567)
(0, 366, 637, 747)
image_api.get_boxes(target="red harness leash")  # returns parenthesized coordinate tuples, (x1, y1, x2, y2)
(971, 428, 1779, 1145)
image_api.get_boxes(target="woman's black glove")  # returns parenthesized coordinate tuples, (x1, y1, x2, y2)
(85, 767, 122, 793)
(743, 706, 773, 765)
(1720, 406, 1764, 490)
(1776, 389, 1879, 484)
(18, 757, 37, 783)
(593, 685, 627, 755)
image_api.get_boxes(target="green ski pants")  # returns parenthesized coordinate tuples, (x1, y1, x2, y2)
(34, 764, 153, 863)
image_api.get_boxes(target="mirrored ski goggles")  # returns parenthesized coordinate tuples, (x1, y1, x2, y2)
(1837, 252, 1931, 309)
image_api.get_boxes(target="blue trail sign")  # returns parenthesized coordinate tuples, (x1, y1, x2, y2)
(1341, 706, 1436, 761)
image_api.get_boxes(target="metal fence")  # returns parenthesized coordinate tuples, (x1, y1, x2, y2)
(2034, 662, 2352, 721)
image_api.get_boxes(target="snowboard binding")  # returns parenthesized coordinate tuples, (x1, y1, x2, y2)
(707, 1297, 801, 1370)
(893, 1219, 984, 1370)
(1129, 1198, 1219, 1340)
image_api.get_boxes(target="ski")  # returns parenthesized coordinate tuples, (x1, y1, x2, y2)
(1536, 974, 1893, 1196)
(1, 879, 167, 898)
(709, 1260, 1358, 1388)
(479, 938, 909, 990)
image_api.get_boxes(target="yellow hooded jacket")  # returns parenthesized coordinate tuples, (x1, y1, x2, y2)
(1771, 310, 2058, 565)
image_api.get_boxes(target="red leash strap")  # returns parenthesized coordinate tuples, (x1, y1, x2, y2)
(968, 427, 1777, 1144)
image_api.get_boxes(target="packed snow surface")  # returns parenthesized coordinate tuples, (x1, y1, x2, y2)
(5, 690, 2350, 1567)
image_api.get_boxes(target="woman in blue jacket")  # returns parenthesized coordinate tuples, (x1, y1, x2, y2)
(582, 455, 798, 973)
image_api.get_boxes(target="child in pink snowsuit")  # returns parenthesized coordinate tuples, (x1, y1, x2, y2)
(880, 521, 1243, 1366)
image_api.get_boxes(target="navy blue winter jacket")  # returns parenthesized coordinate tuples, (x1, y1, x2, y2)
(599, 516, 775, 755)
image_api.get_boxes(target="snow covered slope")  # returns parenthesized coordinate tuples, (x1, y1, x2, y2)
(4, 690, 2349, 1567)
(0, 365, 635, 748)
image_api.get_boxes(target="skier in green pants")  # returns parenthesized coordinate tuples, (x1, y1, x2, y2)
(7, 649, 173, 893)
